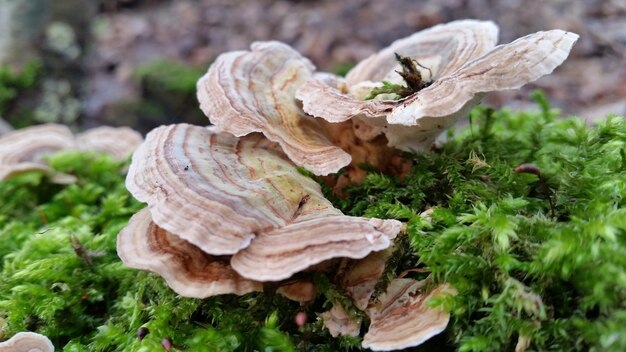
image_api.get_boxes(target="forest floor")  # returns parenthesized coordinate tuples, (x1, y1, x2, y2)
(87, 0, 626, 124)
(1, 0, 624, 133)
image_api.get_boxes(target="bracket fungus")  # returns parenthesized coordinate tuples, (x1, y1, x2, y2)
(123, 123, 402, 282)
(0, 123, 142, 182)
(296, 20, 579, 150)
(0, 124, 74, 181)
(321, 304, 361, 338)
(341, 248, 393, 311)
(363, 279, 455, 351)
(0, 332, 54, 352)
(117, 208, 263, 297)
(321, 249, 391, 339)
(197, 41, 351, 176)
(119, 209, 328, 302)
(197, 39, 416, 186)
(275, 279, 317, 304)
(75, 126, 143, 161)
(116, 19, 579, 351)
(320, 253, 455, 350)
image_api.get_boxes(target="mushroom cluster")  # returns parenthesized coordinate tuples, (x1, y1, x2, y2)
(297, 20, 578, 151)
(118, 123, 402, 295)
(0, 124, 143, 351)
(0, 124, 142, 182)
(117, 20, 577, 350)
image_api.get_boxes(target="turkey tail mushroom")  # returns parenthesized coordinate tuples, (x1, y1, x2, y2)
(0, 124, 74, 181)
(117, 208, 263, 298)
(197, 41, 351, 176)
(0, 124, 143, 182)
(363, 279, 456, 351)
(123, 124, 402, 281)
(0, 332, 54, 352)
(296, 22, 578, 152)
(76, 126, 143, 161)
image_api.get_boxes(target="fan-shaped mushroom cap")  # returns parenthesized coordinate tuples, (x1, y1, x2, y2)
(126, 125, 261, 255)
(231, 217, 400, 281)
(0, 124, 144, 181)
(321, 304, 361, 338)
(76, 126, 143, 161)
(341, 248, 393, 310)
(126, 124, 402, 280)
(276, 280, 317, 304)
(346, 20, 499, 87)
(117, 208, 262, 297)
(197, 41, 351, 176)
(362, 279, 455, 351)
(0, 332, 54, 352)
(297, 25, 578, 151)
(297, 20, 499, 124)
(388, 30, 579, 126)
(0, 124, 74, 181)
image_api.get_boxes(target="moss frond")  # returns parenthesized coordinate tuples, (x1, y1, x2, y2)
(1, 94, 625, 351)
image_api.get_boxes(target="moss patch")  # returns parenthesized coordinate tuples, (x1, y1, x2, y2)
(1, 93, 625, 351)
(0, 61, 42, 128)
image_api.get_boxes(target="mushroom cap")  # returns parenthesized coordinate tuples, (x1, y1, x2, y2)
(117, 208, 262, 298)
(388, 30, 579, 125)
(296, 19, 499, 125)
(0, 331, 54, 352)
(341, 248, 393, 311)
(382, 94, 485, 150)
(76, 126, 143, 161)
(0, 124, 74, 181)
(362, 279, 455, 351)
(297, 25, 578, 151)
(321, 304, 361, 338)
(126, 123, 321, 255)
(346, 19, 499, 86)
(197, 41, 351, 176)
(231, 217, 400, 281)
(276, 280, 317, 304)
(125, 124, 401, 280)
(0, 124, 144, 181)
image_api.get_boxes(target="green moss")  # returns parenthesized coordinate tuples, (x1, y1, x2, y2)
(329, 92, 626, 351)
(0, 62, 39, 102)
(330, 62, 356, 77)
(134, 59, 204, 95)
(126, 59, 207, 131)
(0, 61, 42, 127)
(1, 93, 625, 351)
(0, 152, 345, 351)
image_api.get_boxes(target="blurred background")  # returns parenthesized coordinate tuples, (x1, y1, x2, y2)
(0, 0, 624, 135)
